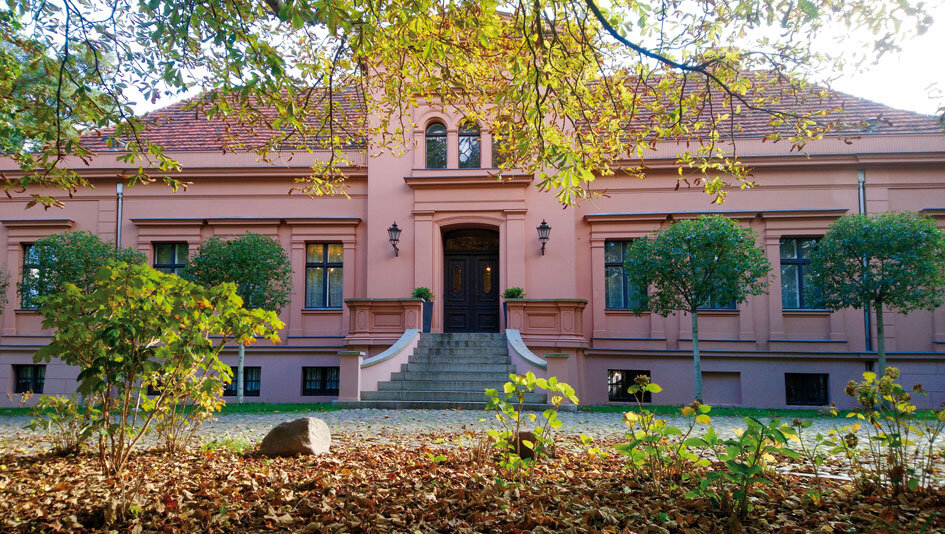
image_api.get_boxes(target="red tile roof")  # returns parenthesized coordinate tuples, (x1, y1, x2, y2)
(81, 83, 940, 153)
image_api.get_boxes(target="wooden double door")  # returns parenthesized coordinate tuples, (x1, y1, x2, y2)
(443, 229, 500, 332)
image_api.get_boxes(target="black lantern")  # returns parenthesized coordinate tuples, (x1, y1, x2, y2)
(388, 222, 402, 257)
(537, 219, 551, 255)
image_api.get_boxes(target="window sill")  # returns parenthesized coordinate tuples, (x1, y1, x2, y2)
(694, 309, 740, 316)
(14, 308, 40, 315)
(782, 309, 832, 317)
(302, 308, 343, 314)
(604, 309, 649, 316)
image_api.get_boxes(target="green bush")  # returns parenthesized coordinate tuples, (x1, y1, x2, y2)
(485, 372, 577, 481)
(35, 262, 283, 479)
(502, 287, 525, 299)
(833, 368, 945, 493)
(411, 286, 434, 301)
(615, 375, 712, 491)
(27, 394, 98, 456)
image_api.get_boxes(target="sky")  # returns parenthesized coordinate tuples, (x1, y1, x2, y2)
(827, 4, 945, 116)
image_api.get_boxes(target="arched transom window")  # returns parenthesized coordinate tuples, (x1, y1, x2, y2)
(425, 122, 447, 169)
(458, 120, 481, 169)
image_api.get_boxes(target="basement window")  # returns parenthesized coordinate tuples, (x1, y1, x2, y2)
(608, 369, 652, 402)
(785, 373, 829, 406)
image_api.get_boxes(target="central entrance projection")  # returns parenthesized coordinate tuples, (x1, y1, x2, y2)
(443, 229, 500, 332)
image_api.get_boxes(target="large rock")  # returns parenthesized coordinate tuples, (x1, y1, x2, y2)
(259, 417, 331, 457)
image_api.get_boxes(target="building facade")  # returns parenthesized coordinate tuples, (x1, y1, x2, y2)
(2, 94, 945, 409)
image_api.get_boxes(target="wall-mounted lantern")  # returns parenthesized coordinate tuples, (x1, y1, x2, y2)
(388, 222, 402, 257)
(537, 219, 551, 255)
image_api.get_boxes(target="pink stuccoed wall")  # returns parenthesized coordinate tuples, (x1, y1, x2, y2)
(2, 97, 945, 408)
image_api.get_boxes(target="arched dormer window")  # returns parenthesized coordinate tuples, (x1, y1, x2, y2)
(492, 133, 509, 168)
(425, 122, 447, 169)
(458, 120, 481, 169)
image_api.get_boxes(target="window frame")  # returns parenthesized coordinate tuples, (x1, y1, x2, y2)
(152, 242, 188, 276)
(604, 240, 646, 310)
(457, 120, 481, 169)
(425, 122, 447, 169)
(607, 369, 652, 402)
(301, 366, 340, 396)
(20, 243, 40, 309)
(304, 243, 344, 309)
(785, 372, 829, 406)
(13, 364, 45, 394)
(223, 366, 261, 397)
(779, 237, 823, 310)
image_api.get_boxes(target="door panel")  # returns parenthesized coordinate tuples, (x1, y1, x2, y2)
(444, 249, 499, 332)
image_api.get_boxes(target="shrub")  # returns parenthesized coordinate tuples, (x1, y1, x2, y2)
(485, 373, 577, 481)
(502, 287, 525, 299)
(35, 262, 283, 479)
(26, 394, 98, 455)
(685, 417, 800, 519)
(411, 286, 434, 301)
(835, 368, 945, 493)
(615, 375, 712, 491)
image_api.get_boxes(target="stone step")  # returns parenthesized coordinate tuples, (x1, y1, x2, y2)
(361, 390, 547, 403)
(407, 354, 510, 364)
(420, 333, 506, 342)
(416, 340, 508, 349)
(390, 370, 514, 382)
(333, 400, 572, 411)
(378, 379, 507, 392)
(403, 362, 515, 373)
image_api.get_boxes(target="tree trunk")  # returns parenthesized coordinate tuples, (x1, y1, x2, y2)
(237, 343, 245, 404)
(875, 301, 886, 375)
(691, 309, 703, 403)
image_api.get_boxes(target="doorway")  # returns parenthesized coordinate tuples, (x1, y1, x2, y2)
(443, 229, 500, 332)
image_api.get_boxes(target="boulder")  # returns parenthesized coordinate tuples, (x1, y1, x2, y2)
(259, 417, 331, 457)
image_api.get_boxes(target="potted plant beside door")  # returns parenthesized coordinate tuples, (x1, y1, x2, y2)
(412, 287, 435, 333)
(502, 287, 525, 329)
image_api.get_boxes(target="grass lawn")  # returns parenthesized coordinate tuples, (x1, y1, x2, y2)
(0, 402, 341, 418)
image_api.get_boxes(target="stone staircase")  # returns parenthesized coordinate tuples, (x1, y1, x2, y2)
(338, 333, 548, 410)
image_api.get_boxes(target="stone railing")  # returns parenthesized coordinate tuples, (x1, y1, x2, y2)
(504, 298, 589, 348)
(344, 298, 424, 346)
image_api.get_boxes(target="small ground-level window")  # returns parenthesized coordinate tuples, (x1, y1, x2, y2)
(14, 364, 45, 394)
(302, 367, 340, 396)
(608, 369, 652, 402)
(785, 373, 829, 405)
(223, 366, 261, 397)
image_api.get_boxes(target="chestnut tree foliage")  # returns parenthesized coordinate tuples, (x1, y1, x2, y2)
(624, 215, 770, 402)
(0, 0, 937, 209)
(808, 212, 945, 374)
(35, 262, 284, 477)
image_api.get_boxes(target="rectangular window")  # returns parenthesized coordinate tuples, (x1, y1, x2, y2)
(305, 243, 343, 309)
(785, 373, 829, 405)
(301, 366, 340, 396)
(780, 237, 823, 309)
(153, 243, 188, 275)
(607, 369, 652, 402)
(21, 244, 40, 308)
(698, 295, 737, 310)
(604, 241, 646, 309)
(223, 366, 261, 397)
(13, 365, 45, 394)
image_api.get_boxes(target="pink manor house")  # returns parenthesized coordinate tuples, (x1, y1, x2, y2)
(2, 90, 945, 410)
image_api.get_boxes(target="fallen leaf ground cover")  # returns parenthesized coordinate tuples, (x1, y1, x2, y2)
(1, 433, 942, 533)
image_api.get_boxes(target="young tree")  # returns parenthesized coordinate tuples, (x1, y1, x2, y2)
(0, 1, 937, 208)
(17, 231, 145, 307)
(808, 212, 945, 373)
(35, 262, 284, 479)
(625, 215, 771, 402)
(183, 233, 293, 403)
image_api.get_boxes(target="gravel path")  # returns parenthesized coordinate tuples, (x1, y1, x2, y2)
(0, 408, 845, 451)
